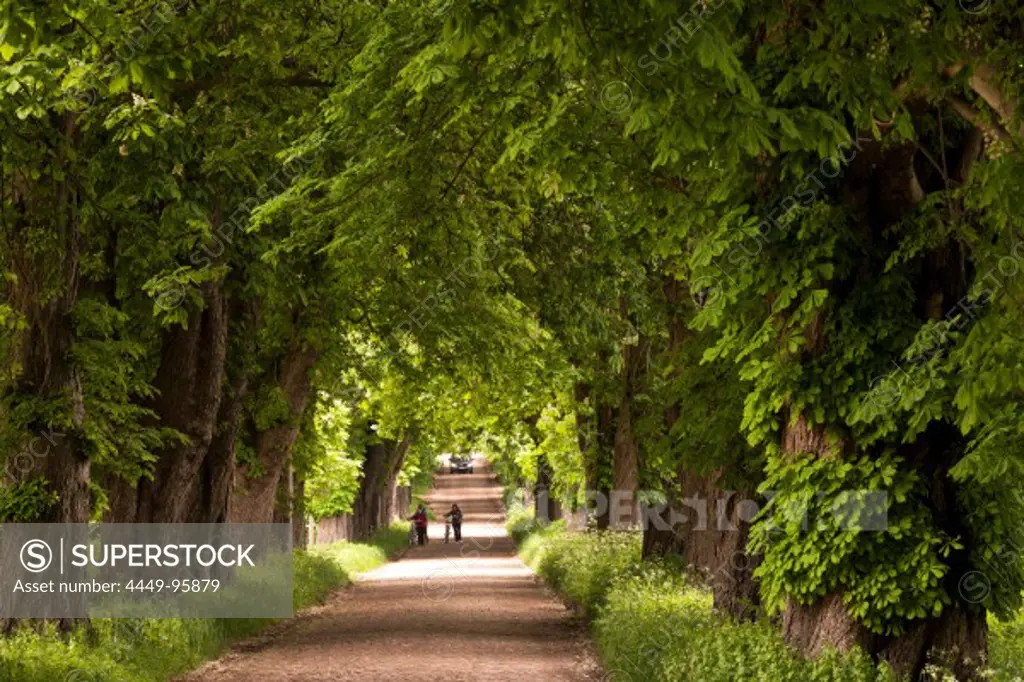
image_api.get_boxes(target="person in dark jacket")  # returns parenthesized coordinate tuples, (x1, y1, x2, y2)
(444, 504, 463, 542)
(409, 505, 429, 545)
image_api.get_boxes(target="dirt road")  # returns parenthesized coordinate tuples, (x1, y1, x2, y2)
(181, 459, 601, 681)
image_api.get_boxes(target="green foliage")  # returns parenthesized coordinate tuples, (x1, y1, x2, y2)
(990, 613, 1024, 682)
(300, 398, 363, 520)
(4, 0, 1024, 667)
(599, 566, 894, 682)
(0, 480, 58, 522)
(520, 528, 641, 618)
(750, 451, 958, 634)
(519, 524, 895, 681)
(72, 297, 177, 484)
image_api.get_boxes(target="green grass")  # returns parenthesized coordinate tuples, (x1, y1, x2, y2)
(505, 502, 542, 545)
(520, 524, 641, 618)
(991, 611, 1024, 681)
(597, 566, 893, 682)
(512, 522, 896, 682)
(304, 522, 408, 583)
(0, 522, 409, 682)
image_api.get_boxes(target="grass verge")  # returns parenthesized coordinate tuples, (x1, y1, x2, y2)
(515, 521, 1024, 680)
(512, 520, 895, 681)
(0, 522, 409, 682)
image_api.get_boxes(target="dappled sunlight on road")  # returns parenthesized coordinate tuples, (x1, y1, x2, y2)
(364, 555, 535, 583)
(365, 461, 533, 585)
(182, 458, 601, 682)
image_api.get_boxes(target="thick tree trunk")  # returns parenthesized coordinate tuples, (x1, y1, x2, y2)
(135, 284, 228, 523)
(781, 129, 988, 679)
(642, 278, 686, 557)
(642, 275, 761, 619)
(103, 473, 138, 524)
(779, 414, 870, 653)
(534, 454, 562, 523)
(381, 436, 411, 526)
(198, 375, 249, 523)
(351, 429, 411, 541)
(229, 341, 317, 523)
(609, 312, 645, 528)
(780, 418, 988, 679)
(593, 400, 616, 530)
(644, 469, 761, 620)
(197, 296, 258, 524)
(879, 606, 987, 681)
(4, 113, 89, 524)
(350, 426, 411, 542)
(351, 439, 389, 541)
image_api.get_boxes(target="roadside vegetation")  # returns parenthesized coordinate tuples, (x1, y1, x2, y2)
(511, 513, 1024, 682)
(0, 524, 407, 682)
(4, 1, 1024, 679)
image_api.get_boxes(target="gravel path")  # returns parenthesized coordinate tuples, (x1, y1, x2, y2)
(180, 461, 603, 682)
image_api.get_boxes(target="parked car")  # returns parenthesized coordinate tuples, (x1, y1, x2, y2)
(449, 455, 474, 474)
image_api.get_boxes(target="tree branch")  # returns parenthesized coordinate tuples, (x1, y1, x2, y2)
(945, 95, 1013, 143)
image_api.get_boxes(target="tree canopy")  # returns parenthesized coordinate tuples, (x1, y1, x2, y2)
(4, 1, 1024, 678)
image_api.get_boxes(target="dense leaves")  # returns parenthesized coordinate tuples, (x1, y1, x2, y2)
(4, 0, 1024, 678)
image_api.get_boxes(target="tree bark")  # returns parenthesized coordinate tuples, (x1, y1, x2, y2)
(642, 277, 689, 558)
(780, 125, 989, 679)
(135, 283, 229, 523)
(3, 112, 89, 524)
(229, 341, 317, 523)
(534, 454, 562, 523)
(350, 426, 411, 542)
(198, 374, 249, 523)
(291, 475, 308, 549)
(610, 391, 639, 528)
(643, 467, 762, 620)
(609, 307, 646, 528)
(197, 295, 258, 523)
(593, 399, 616, 530)
(381, 436, 411, 527)
(641, 275, 762, 618)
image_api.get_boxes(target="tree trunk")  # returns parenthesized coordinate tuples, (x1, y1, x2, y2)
(643, 468, 761, 620)
(3, 112, 89, 524)
(135, 283, 228, 523)
(381, 436, 411, 527)
(593, 399, 616, 530)
(779, 418, 988, 679)
(573, 381, 592, 456)
(351, 428, 411, 541)
(534, 454, 562, 523)
(198, 374, 249, 523)
(229, 341, 317, 523)
(292, 475, 308, 549)
(198, 296, 258, 523)
(641, 275, 761, 619)
(523, 413, 562, 524)
(780, 128, 988, 679)
(610, 392, 639, 528)
(610, 308, 645, 529)
(642, 277, 688, 559)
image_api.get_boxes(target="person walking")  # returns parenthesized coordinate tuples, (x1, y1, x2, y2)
(409, 504, 429, 546)
(445, 503, 463, 542)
